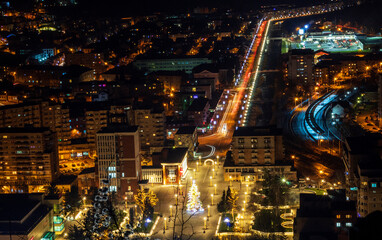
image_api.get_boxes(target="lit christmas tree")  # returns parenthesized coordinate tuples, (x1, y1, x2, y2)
(187, 180, 204, 213)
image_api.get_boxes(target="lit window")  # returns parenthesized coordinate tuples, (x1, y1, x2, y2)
(336, 222, 341, 227)
(336, 215, 341, 219)
(346, 222, 352, 227)
(371, 183, 377, 188)
(346, 214, 351, 219)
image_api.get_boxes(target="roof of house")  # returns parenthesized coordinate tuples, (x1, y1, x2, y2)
(233, 126, 282, 137)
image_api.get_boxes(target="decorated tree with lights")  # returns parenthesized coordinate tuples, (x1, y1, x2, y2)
(186, 180, 204, 213)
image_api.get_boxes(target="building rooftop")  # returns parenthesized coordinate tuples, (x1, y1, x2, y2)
(79, 167, 95, 175)
(157, 147, 188, 165)
(98, 125, 138, 134)
(233, 126, 282, 137)
(289, 49, 314, 55)
(0, 194, 52, 235)
(188, 97, 209, 112)
(176, 126, 196, 135)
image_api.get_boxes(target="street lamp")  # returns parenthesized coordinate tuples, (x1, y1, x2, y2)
(170, 205, 173, 217)
(214, 184, 217, 195)
(211, 194, 214, 205)
(212, 168, 215, 178)
(193, 169, 196, 178)
(196, 161, 199, 172)
(164, 217, 167, 230)
(243, 201, 246, 210)
(204, 217, 207, 229)
(207, 205, 210, 217)
(246, 184, 249, 193)
(210, 176, 212, 187)
(244, 192, 248, 202)
(175, 194, 178, 205)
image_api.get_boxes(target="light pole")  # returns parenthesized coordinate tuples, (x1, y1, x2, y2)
(243, 201, 246, 210)
(204, 217, 207, 229)
(164, 217, 167, 230)
(211, 194, 214, 205)
(246, 184, 249, 193)
(212, 168, 215, 178)
(196, 161, 199, 172)
(210, 176, 212, 187)
(175, 194, 178, 205)
(170, 205, 173, 217)
(207, 205, 210, 217)
(244, 192, 248, 202)
(193, 169, 196, 178)
(214, 184, 217, 195)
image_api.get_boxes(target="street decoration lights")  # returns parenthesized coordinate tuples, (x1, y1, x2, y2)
(186, 180, 204, 213)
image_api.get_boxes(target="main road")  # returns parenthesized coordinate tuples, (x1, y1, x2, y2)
(198, 19, 269, 156)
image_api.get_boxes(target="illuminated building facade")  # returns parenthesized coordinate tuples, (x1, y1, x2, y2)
(0, 128, 59, 193)
(96, 126, 141, 199)
(224, 126, 296, 182)
(0, 101, 71, 147)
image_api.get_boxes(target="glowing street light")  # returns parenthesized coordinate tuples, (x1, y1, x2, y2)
(170, 205, 173, 217)
(211, 194, 214, 205)
(164, 217, 167, 230)
(229, 176, 232, 187)
(207, 205, 211, 217)
(196, 161, 199, 172)
(204, 217, 207, 229)
(214, 184, 217, 195)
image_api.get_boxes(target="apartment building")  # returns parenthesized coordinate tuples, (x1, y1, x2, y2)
(224, 126, 296, 182)
(96, 125, 141, 199)
(342, 135, 382, 216)
(0, 101, 70, 146)
(174, 126, 198, 159)
(0, 127, 59, 193)
(132, 107, 166, 153)
(287, 49, 314, 87)
(85, 108, 108, 147)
